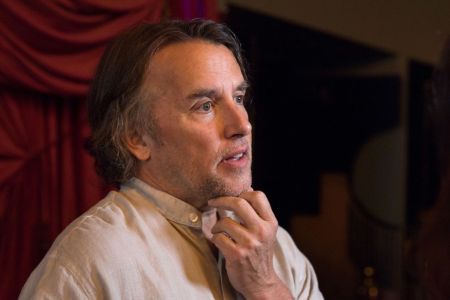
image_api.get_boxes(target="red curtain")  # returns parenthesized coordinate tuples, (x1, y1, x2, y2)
(168, 0, 219, 20)
(0, 92, 107, 298)
(0, 1, 164, 298)
(0, 0, 219, 298)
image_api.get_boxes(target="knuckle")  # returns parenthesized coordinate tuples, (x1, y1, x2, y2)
(246, 191, 264, 204)
(261, 226, 271, 238)
(236, 198, 248, 209)
(272, 218, 279, 229)
(253, 190, 266, 199)
(229, 248, 247, 262)
(253, 225, 264, 237)
(253, 225, 269, 240)
(246, 238, 261, 250)
(257, 223, 277, 239)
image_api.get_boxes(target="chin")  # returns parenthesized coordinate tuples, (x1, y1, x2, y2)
(201, 174, 252, 200)
(226, 176, 252, 196)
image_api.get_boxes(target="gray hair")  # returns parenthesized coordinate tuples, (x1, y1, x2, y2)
(87, 19, 248, 186)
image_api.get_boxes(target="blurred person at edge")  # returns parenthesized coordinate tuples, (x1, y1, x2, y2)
(416, 38, 450, 300)
(19, 19, 323, 300)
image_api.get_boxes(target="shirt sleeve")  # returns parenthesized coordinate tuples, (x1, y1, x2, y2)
(19, 261, 94, 300)
(274, 227, 324, 300)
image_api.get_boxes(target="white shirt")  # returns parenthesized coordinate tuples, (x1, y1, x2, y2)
(20, 178, 323, 299)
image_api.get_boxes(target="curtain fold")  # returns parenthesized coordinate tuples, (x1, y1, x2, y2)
(0, 1, 164, 298)
(0, 92, 107, 299)
(0, 1, 218, 298)
(168, 0, 219, 20)
(0, 0, 164, 96)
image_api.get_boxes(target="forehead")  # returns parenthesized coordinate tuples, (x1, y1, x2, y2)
(144, 40, 244, 92)
(151, 39, 238, 68)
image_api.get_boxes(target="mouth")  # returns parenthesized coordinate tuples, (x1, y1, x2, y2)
(224, 152, 245, 161)
(221, 147, 249, 166)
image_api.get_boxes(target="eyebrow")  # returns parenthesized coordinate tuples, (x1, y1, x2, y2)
(187, 81, 250, 100)
(236, 81, 250, 92)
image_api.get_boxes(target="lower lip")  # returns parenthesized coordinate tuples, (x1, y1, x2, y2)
(221, 153, 249, 168)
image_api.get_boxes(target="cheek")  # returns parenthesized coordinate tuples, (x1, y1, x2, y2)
(157, 115, 222, 158)
(163, 126, 219, 156)
(186, 139, 221, 171)
(185, 133, 219, 158)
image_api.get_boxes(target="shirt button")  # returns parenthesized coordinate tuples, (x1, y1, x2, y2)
(189, 213, 199, 223)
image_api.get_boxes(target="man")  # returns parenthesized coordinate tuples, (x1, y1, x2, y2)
(20, 19, 323, 299)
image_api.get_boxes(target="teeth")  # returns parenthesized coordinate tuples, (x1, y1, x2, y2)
(230, 153, 243, 160)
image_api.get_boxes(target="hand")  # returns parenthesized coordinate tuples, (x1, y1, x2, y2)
(208, 190, 293, 300)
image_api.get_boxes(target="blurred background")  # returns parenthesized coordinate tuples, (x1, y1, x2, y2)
(1, 0, 449, 299)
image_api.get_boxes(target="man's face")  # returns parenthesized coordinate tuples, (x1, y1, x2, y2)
(136, 40, 252, 209)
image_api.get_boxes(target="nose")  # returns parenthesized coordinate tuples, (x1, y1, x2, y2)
(223, 101, 252, 139)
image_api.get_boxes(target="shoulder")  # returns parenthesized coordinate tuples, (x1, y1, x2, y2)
(53, 191, 134, 255)
(20, 190, 162, 298)
(19, 260, 95, 299)
(51, 189, 166, 264)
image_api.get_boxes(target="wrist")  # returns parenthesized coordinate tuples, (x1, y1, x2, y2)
(243, 277, 293, 300)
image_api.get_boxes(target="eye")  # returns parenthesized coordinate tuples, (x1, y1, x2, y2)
(235, 95, 245, 105)
(199, 101, 213, 112)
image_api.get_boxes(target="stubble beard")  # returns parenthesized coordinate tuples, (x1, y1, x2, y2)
(197, 167, 252, 205)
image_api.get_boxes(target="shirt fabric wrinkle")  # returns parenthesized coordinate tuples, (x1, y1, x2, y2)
(19, 177, 323, 300)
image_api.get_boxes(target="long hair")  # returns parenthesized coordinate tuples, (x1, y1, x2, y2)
(87, 19, 247, 186)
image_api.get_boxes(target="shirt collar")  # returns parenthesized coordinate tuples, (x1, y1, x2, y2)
(121, 177, 204, 230)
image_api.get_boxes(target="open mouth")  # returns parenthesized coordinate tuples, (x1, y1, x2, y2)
(221, 147, 249, 165)
(224, 152, 245, 161)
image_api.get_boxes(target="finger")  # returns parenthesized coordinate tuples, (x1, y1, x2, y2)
(239, 190, 277, 222)
(210, 231, 238, 257)
(208, 196, 260, 228)
(211, 217, 253, 245)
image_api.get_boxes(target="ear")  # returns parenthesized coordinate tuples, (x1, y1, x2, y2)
(125, 133, 151, 161)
